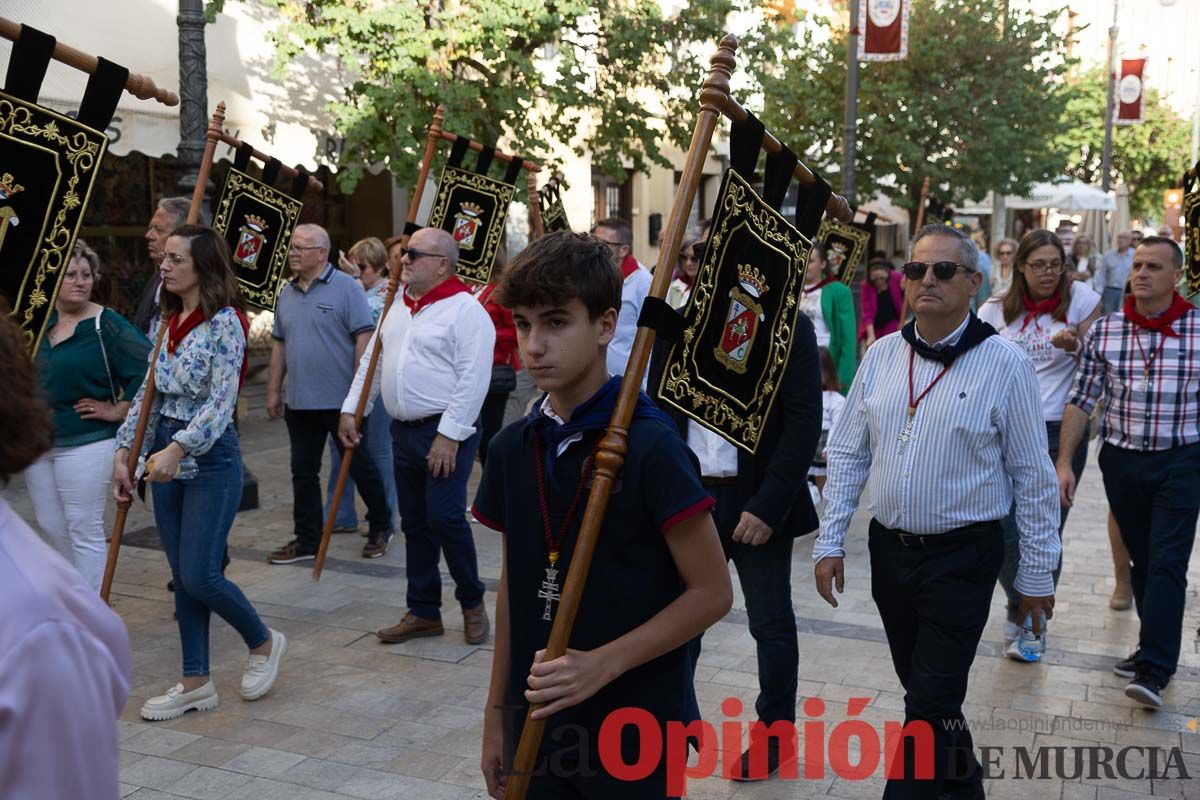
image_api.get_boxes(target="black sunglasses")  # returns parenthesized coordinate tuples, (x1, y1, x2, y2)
(691, 242, 706, 262)
(400, 247, 444, 261)
(902, 261, 968, 281)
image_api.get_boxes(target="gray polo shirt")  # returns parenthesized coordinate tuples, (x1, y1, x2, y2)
(272, 264, 374, 410)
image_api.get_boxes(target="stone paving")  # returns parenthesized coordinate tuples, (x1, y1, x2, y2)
(5, 384, 1200, 799)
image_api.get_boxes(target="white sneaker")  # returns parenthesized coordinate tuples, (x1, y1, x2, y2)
(1002, 622, 1025, 662)
(241, 628, 288, 701)
(140, 681, 218, 721)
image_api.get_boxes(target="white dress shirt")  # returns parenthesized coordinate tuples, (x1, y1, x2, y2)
(607, 266, 652, 381)
(686, 421, 739, 478)
(342, 291, 495, 442)
(813, 315, 1061, 596)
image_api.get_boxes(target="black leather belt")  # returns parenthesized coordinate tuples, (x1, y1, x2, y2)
(701, 476, 738, 487)
(396, 414, 442, 428)
(873, 519, 1001, 548)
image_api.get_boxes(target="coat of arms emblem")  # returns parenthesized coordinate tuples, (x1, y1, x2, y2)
(234, 214, 269, 269)
(0, 172, 25, 254)
(453, 202, 484, 250)
(714, 264, 769, 374)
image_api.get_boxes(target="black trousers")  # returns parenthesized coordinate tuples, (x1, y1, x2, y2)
(478, 390, 511, 466)
(869, 519, 1002, 800)
(1099, 441, 1200, 684)
(284, 407, 392, 549)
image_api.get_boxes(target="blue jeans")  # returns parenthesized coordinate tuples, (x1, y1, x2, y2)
(1099, 442, 1200, 684)
(392, 417, 485, 619)
(689, 484, 798, 724)
(151, 418, 269, 676)
(998, 419, 1086, 623)
(324, 403, 398, 529)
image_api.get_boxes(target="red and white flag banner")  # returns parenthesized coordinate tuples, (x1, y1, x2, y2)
(1116, 57, 1147, 125)
(859, 0, 909, 62)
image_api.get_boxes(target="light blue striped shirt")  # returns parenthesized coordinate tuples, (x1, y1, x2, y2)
(814, 315, 1061, 596)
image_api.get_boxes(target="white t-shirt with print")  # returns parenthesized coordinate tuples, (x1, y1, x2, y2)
(800, 285, 831, 347)
(978, 281, 1101, 421)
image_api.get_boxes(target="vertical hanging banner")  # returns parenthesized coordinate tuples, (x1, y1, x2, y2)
(1117, 58, 1147, 125)
(859, 0, 909, 62)
(816, 217, 872, 285)
(1182, 165, 1200, 296)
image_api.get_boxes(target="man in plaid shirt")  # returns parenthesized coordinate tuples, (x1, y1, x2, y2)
(1057, 236, 1200, 708)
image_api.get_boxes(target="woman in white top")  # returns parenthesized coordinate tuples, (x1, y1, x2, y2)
(978, 229, 1101, 661)
(1068, 233, 1097, 284)
(989, 238, 1018, 297)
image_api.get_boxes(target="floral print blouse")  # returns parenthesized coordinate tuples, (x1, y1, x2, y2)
(116, 307, 244, 458)
(365, 282, 386, 325)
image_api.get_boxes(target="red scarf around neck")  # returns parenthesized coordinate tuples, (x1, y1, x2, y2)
(1123, 292, 1193, 337)
(804, 275, 837, 294)
(403, 275, 473, 315)
(167, 306, 251, 390)
(1020, 290, 1061, 332)
(619, 254, 641, 280)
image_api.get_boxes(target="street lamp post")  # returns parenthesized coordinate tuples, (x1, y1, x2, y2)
(842, 0, 860, 205)
(176, 0, 209, 200)
(1100, 0, 1118, 194)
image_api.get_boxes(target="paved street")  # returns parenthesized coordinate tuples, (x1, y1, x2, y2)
(5, 376, 1200, 800)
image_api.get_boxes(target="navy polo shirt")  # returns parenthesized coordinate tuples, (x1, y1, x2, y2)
(472, 410, 714, 763)
(272, 264, 375, 410)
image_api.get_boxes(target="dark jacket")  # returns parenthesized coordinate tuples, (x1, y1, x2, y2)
(647, 312, 823, 539)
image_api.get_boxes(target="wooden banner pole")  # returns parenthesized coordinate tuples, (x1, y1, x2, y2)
(914, 176, 931, 231)
(0, 17, 178, 106)
(100, 103, 225, 602)
(313, 104, 446, 580)
(215, 132, 324, 193)
(527, 172, 545, 240)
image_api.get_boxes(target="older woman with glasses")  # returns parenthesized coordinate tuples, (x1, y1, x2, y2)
(666, 232, 703, 309)
(978, 229, 1101, 662)
(990, 238, 1018, 297)
(25, 240, 151, 589)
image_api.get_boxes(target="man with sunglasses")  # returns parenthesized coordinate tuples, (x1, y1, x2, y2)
(338, 226, 494, 647)
(813, 224, 1060, 800)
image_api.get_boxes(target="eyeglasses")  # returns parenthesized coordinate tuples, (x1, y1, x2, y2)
(901, 261, 968, 281)
(1025, 259, 1064, 275)
(289, 244, 325, 254)
(400, 247, 444, 262)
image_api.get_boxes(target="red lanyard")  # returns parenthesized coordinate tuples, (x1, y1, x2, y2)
(907, 348, 951, 416)
(533, 436, 596, 566)
(1133, 330, 1168, 378)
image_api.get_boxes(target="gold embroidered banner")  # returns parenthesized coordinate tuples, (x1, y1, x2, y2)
(656, 168, 812, 453)
(539, 179, 570, 233)
(426, 164, 515, 285)
(0, 93, 109, 354)
(212, 167, 302, 310)
(817, 217, 871, 285)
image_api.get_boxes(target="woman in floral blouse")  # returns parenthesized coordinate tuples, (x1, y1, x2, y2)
(113, 225, 286, 721)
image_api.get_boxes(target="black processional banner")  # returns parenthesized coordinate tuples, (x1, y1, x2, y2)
(1182, 164, 1200, 296)
(426, 137, 518, 285)
(817, 216, 871, 285)
(656, 111, 826, 454)
(211, 145, 304, 310)
(539, 177, 570, 233)
(0, 26, 127, 354)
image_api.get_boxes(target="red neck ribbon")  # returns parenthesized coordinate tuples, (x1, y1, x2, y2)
(805, 275, 837, 294)
(403, 275, 473, 315)
(619, 254, 640, 280)
(167, 307, 251, 390)
(1020, 291, 1061, 332)
(1123, 293, 1193, 338)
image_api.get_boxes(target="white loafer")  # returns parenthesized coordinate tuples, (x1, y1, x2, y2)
(140, 681, 218, 721)
(241, 628, 288, 701)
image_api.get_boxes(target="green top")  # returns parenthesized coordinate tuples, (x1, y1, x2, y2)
(38, 309, 152, 448)
(819, 280, 858, 395)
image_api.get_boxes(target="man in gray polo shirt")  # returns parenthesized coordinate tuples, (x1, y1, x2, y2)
(265, 224, 394, 563)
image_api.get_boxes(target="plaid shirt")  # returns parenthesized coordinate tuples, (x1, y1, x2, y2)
(1068, 307, 1200, 452)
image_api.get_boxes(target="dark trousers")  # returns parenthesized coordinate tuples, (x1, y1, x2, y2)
(392, 417, 485, 619)
(478, 390, 511, 466)
(997, 419, 1087, 622)
(689, 484, 798, 725)
(1098, 441, 1200, 684)
(869, 519, 1002, 800)
(284, 407, 392, 550)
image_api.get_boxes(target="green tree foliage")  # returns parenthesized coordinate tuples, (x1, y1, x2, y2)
(745, 0, 1075, 209)
(1057, 67, 1191, 221)
(263, 0, 750, 192)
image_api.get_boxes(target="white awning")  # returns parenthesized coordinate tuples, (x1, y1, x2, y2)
(960, 179, 1115, 214)
(1, 0, 349, 171)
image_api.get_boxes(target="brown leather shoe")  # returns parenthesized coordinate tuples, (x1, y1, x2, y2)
(376, 613, 443, 643)
(464, 605, 490, 645)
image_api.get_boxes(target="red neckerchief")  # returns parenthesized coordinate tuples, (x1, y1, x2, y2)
(1020, 290, 1061, 332)
(403, 275, 473, 315)
(804, 276, 837, 294)
(168, 306, 251, 391)
(1123, 293, 1193, 337)
(475, 282, 498, 305)
(619, 254, 640, 280)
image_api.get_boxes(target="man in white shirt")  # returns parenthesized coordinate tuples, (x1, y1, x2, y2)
(814, 224, 1060, 800)
(592, 219, 652, 379)
(339, 227, 494, 646)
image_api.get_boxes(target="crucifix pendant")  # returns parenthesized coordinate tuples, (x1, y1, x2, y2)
(538, 564, 561, 621)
